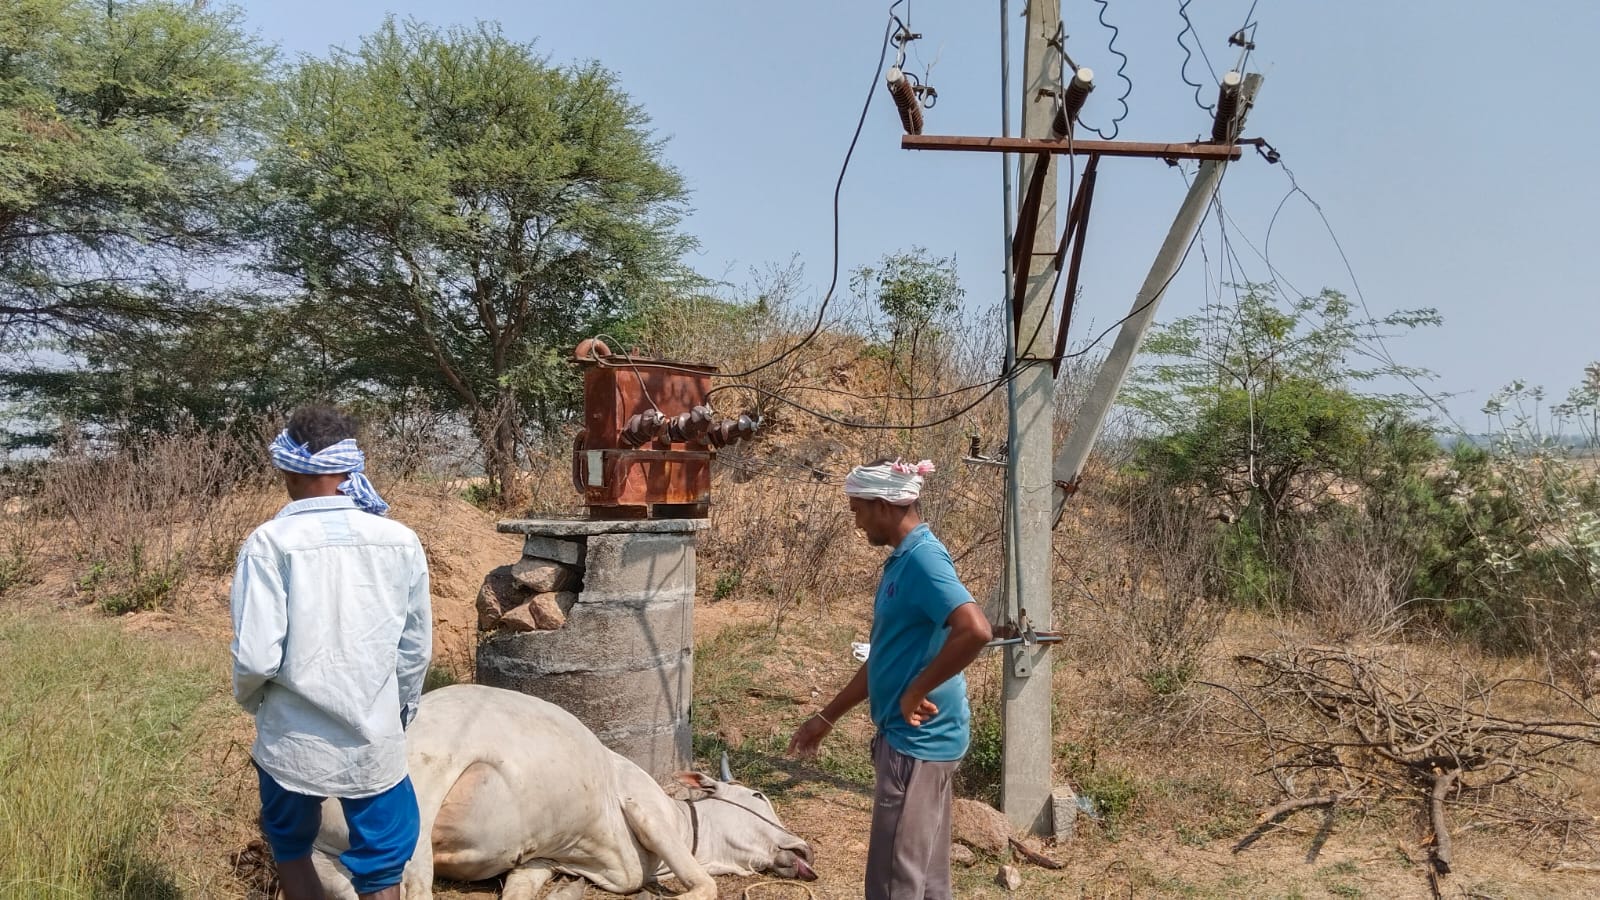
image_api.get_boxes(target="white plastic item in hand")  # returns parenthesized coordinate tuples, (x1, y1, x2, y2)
(851, 642, 871, 663)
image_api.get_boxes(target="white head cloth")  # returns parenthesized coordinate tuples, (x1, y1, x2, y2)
(843, 458, 935, 506)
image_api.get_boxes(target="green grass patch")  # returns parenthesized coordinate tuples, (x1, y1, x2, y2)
(459, 481, 495, 509)
(711, 569, 742, 602)
(74, 546, 186, 615)
(0, 612, 215, 897)
(422, 665, 458, 693)
(811, 739, 874, 788)
(955, 701, 1001, 806)
(692, 621, 877, 796)
(692, 621, 769, 710)
(1081, 770, 1141, 820)
(0, 541, 33, 595)
(693, 731, 790, 792)
(1219, 873, 1254, 893)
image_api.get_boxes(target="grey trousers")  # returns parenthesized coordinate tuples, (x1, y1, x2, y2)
(866, 734, 959, 900)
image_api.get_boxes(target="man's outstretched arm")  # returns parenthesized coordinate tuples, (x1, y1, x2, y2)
(787, 662, 869, 759)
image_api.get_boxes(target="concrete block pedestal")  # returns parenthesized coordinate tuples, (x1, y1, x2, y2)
(477, 517, 704, 779)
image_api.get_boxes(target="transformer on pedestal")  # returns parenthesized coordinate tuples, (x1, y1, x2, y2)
(571, 338, 756, 519)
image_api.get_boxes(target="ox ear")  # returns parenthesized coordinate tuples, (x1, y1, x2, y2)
(673, 771, 718, 792)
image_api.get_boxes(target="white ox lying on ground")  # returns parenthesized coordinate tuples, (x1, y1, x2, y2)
(310, 684, 816, 899)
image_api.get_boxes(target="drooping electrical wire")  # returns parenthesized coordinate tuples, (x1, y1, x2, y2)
(708, 375, 1011, 432)
(1190, 139, 1470, 436)
(698, 181, 1224, 434)
(713, 2, 903, 380)
(610, 1, 1261, 434)
(1057, 199, 1211, 365)
(1268, 160, 1469, 434)
(615, 186, 1232, 440)
(689, 122, 1249, 434)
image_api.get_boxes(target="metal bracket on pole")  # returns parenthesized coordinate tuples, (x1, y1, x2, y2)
(1012, 645, 1032, 678)
(1010, 609, 1034, 677)
(903, 134, 1244, 161)
(1051, 154, 1099, 375)
(1009, 152, 1052, 335)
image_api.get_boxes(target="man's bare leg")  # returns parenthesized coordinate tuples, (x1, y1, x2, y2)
(277, 856, 328, 900)
(358, 888, 399, 900)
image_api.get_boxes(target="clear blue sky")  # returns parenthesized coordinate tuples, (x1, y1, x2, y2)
(235, 0, 1600, 430)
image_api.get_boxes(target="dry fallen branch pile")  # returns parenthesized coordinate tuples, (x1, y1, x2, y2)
(1207, 646, 1600, 890)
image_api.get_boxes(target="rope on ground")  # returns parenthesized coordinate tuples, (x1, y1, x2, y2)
(742, 881, 819, 900)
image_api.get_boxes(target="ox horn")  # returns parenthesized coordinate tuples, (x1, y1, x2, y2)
(719, 751, 733, 783)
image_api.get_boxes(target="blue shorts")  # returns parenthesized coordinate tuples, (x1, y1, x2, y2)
(254, 762, 420, 894)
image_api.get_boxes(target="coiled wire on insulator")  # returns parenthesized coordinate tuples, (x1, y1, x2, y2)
(1211, 70, 1244, 143)
(886, 67, 923, 135)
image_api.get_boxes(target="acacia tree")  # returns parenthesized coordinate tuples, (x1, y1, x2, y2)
(1123, 284, 1442, 609)
(1126, 283, 1439, 530)
(850, 248, 963, 434)
(250, 19, 691, 498)
(0, 0, 267, 342)
(1, 298, 359, 447)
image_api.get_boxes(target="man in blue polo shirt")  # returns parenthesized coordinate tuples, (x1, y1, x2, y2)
(788, 458, 992, 900)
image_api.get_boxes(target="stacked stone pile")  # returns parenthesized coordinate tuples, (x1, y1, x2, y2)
(476, 535, 583, 633)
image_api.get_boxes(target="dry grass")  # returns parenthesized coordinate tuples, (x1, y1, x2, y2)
(0, 611, 219, 898)
(1284, 514, 1419, 642)
(24, 423, 279, 615)
(1058, 479, 1228, 702)
(0, 444, 524, 897)
(679, 599, 1600, 899)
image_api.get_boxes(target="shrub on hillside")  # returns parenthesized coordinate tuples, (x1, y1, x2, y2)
(1423, 434, 1600, 679)
(33, 422, 276, 613)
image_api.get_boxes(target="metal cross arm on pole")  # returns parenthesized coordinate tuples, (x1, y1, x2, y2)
(902, 134, 1244, 162)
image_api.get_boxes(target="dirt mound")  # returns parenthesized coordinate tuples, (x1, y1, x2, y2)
(100, 482, 519, 681)
(383, 482, 524, 679)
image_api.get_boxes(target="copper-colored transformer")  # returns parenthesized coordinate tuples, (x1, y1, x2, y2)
(572, 340, 755, 519)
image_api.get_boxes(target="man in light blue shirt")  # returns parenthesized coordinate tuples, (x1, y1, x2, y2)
(231, 405, 432, 900)
(787, 458, 992, 900)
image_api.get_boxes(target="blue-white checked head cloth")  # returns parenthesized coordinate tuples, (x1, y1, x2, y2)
(269, 430, 390, 516)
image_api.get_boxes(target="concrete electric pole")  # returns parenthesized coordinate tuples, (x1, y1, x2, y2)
(896, 4, 1266, 840)
(999, 0, 1063, 835)
(1050, 74, 1263, 522)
